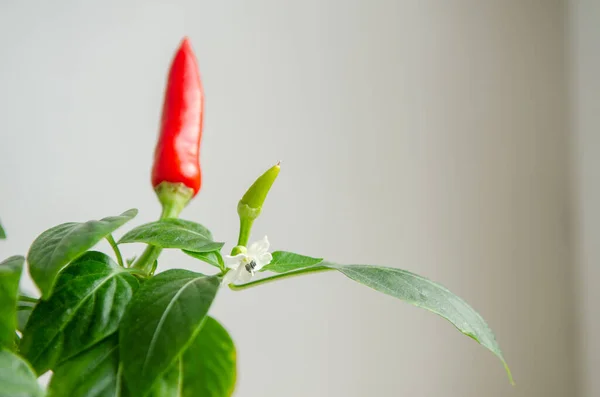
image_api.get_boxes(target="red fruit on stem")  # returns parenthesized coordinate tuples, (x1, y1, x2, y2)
(152, 37, 204, 197)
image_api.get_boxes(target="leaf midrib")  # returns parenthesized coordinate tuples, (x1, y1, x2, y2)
(164, 223, 211, 240)
(177, 359, 184, 397)
(141, 276, 202, 374)
(340, 265, 494, 350)
(115, 365, 124, 397)
(37, 223, 78, 277)
(41, 213, 131, 279)
(134, 223, 207, 240)
(29, 268, 126, 366)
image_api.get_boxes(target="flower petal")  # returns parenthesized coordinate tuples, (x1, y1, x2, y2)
(238, 268, 253, 283)
(222, 268, 240, 285)
(249, 236, 270, 256)
(255, 252, 273, 270)
(224, 253, 246, 267)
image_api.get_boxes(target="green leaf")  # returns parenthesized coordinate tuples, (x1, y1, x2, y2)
(172, 219, 214, 240)
(0, 220, 6, 239)
(262, 251, 323, 273)
(47, 336, 125, 397)
(47, 316, 235, 397)
(183, 250, 224, 270)
(148, 361, 182, 397)
(181, 316, 236, 397)
(27, 209, 138, 299)
(21, 251, 139, 374)
(0, 350, 44, 397)
(17, 307, 33, 334)
(119, 219, 223, 253)
(16, 296, 37, 333)
(328, 263, 512, 382)
(0, 256, 24, 349)
(146, 317, 236, 397)
(232, 258, 513, 383)
(120, 270, 220, 396)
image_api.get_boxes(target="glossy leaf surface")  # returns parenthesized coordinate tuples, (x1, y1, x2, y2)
(47, 336, 126, 397)
(27, 209, 137, 299)
(21, 252, 138, 374)
(120, 270, 220, 396)
(119, 219, 222, 253)
(233, 252, 512, 382)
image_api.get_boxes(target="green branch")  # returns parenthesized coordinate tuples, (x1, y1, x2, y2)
(228, 266, 333, 291)
(106, 235, 124, 267)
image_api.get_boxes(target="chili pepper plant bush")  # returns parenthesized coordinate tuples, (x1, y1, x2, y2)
(0, 38, 513, 397)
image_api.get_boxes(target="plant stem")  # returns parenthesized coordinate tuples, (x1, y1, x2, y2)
(132, 245, 161, 274)
(131, 200, 183, 274)
(124, 268, 150, 279)
(18, 295, 38, 303)
(236, 217, 253, 248)
(210, 251, 226, 272)
(228, 266, 334, 291)
(106, 234, 125, 267)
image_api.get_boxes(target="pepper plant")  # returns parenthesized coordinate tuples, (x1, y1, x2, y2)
(0, 38, 513, 397)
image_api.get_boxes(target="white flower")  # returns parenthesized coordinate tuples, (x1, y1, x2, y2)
(223, 236, 273, 284)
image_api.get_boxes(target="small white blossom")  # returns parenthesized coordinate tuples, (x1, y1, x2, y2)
(223, 236, 273, 284)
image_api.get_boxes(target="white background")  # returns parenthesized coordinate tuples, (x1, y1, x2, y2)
(0, 1, 593, 396)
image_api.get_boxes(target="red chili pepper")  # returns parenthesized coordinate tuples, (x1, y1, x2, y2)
(152, 37, 204, 197)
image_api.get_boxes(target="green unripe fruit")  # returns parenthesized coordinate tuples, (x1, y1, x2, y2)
(239, 163, 280, 214)
(235, 163, 280, 249)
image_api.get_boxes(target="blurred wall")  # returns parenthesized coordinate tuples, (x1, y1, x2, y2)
(569, 1, 600, 397)
(0, 1, 574, 396)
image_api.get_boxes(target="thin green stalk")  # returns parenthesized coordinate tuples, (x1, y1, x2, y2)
(211, 251, 226, 272)
(124, 268, 150, 281)
(132, 200, 183, 274)
(18, 295, 38, 303)
(236, 217, 253, 248)
(228, 266, 334, 291)
(159, 200, 185, 219)
(131, 245, 162, 274)
(106, 234, 125, 267)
